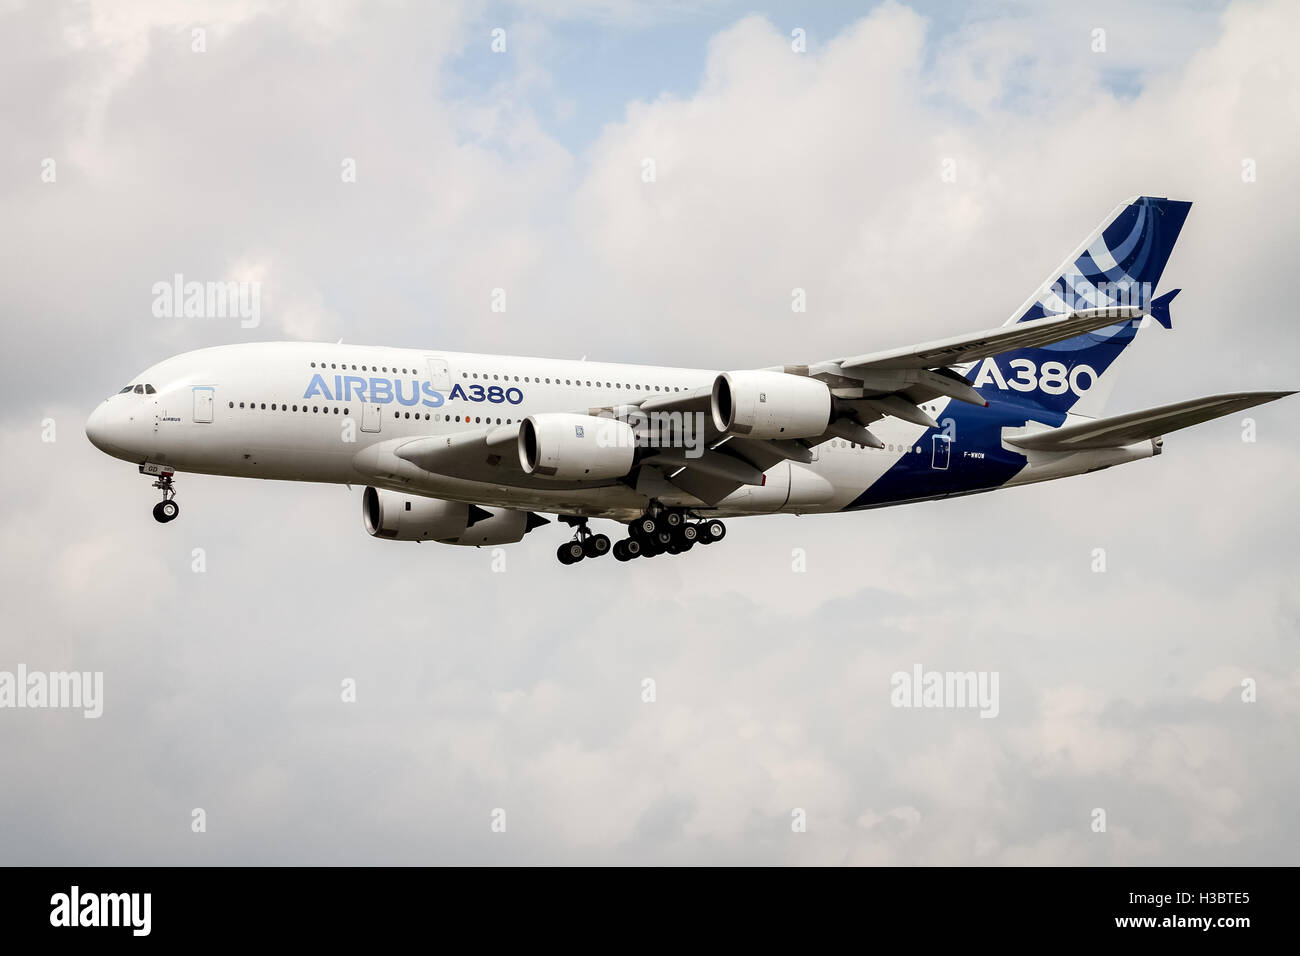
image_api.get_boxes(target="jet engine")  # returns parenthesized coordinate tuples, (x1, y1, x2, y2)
(518, 413, 636, 480)
(710, 370, 832, 439)
(362, 487, 546, 546)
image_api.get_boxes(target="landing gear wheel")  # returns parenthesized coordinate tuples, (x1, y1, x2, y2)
(661, 510, 684, 529)
(631, 516, 658, 539)
(558, 541, 585, 565)
(150, 472, 179, 523)
(702, 519, 726, 543)
(674, 524, 699, 547)
(613, 540, 630, 561)
(583, 534, 611, 558)
(623, 537, 643, 559)
(654, 529, 673, 549)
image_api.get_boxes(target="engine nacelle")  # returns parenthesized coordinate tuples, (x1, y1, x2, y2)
(362, 487, 538, 546)
(711, 370, 831, 439)
(363, 486, 469, 541)
(518, 413, 636, 480)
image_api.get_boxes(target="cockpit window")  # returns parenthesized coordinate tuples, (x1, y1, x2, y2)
(119, 386, 133, 393)
(134, 384, 145, 394)
(144, 384, 156, 394)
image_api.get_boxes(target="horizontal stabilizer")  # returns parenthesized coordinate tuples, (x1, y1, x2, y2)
(1006, 391, 1294, 451)
(1150, 288, 1180, 329)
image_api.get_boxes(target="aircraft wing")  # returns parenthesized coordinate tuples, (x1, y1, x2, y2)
(612, 388, 800, 504)
(767, 305, 1153, 434)
(616, 305, 1152, 504)
(836, 305, 1146, 373)
(1005, 391, 1294, 451)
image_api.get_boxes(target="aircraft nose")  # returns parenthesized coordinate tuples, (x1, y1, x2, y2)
(85, 403, 109, 449)
(85, 402, 130, 459)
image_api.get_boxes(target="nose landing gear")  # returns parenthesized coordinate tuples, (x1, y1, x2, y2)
(148, 470, 180, 523)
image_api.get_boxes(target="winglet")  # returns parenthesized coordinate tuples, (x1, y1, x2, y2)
(1151, 288, 1180, 329)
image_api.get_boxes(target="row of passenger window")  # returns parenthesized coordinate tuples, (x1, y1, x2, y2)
(463, 370, 685, 393)
(228, 401, 519, 427)
(309, 356, 692, 395)
(307, 359, 690, 397)
(231, 401, 354, 415)
(830, 404, 941, 454)
(828, 439, 924, 454)
(309, 361, 416, 374)
(302, 365, 949, 413)
(227, 398, 933, 451)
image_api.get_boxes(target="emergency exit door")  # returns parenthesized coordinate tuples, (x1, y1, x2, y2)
(426, 356, 451, 391)
(192, 386, 214, 423)
(931, 433, 951, 470)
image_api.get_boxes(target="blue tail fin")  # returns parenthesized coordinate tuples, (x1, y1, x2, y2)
(970, 196, 1192, 420)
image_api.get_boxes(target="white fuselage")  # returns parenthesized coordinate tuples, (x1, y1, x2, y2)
(85, 342, 950, 519)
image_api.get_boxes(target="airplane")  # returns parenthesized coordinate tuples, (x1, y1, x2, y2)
(86, 196, 1292, 565)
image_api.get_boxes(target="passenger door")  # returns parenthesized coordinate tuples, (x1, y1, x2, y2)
(361, 404, 382, 433)
(426, 356, 451, 392)
(192, 386, 214, 423)
(931, 433, 951, 470)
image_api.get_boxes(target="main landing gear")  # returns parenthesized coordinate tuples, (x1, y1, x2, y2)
(612, 509, 725, 562)
(555, 517, 611, 565)
(555, 509, 727, 565)
(149, 471, 180, 523)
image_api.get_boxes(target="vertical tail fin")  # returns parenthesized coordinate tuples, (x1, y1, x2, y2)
(971, 196, 1192, 419)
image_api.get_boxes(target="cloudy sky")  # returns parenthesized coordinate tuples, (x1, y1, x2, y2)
(1, 0, 1297, 864)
